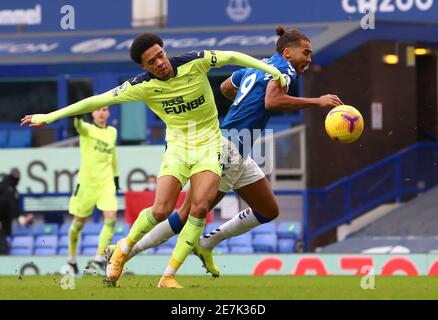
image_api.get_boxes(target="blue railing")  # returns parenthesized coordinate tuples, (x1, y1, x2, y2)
(303, 142, 438, 251)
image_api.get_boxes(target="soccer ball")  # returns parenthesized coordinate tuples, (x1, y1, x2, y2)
(325, 105, 364, 143)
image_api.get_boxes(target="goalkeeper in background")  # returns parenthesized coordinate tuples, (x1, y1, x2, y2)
(67, 106, 120, 275)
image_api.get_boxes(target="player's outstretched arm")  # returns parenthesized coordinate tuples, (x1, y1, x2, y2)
(20, 93, 115, 128)
(265, 79, 343, 111)
(213, 51, 287, 87)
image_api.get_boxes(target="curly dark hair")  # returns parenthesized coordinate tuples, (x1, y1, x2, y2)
(130, 33, 164, 64)
(275, 26, 310, 54)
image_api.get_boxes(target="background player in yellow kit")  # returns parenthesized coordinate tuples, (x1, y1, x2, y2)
(67, 106, 120, 275)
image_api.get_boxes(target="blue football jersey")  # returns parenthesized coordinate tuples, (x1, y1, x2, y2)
(221, 52, 298, 153)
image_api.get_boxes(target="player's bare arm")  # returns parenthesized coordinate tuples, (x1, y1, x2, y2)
(220, 76, 239, 101)
(264, 79, 343, 111)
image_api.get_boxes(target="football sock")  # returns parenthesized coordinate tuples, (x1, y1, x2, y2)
(200, 208, 270, 249)
(128, 211, 182, 260)
(68, 219, 84, 263)
(164, 215, 205, 276)
(96, 218, 115, 257)
(124, 207, 158, 254)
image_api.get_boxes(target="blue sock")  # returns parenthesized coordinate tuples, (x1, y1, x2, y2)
(168, 211, 184, 234)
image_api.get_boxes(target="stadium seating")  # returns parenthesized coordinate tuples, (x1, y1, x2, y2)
(58, 235, 70, 248)
(228, 233, 252, 247)
(253, 234, 278, 253)
(10, 248, 33, 256)
(81, 246, 98, 255)
(58, 223, 71, 235)
(82, 223, 104, 235)
(111, 234, 124, 244)
(12, 224, 33, 236)
(34, 235, 58, 256)
(10, 236, 33, 255)
(34, 223, 59, 236)
(57, 247, 69, 255)
(276, 221, 302, 240)
(215, 239, 229, 249)
(230, 246, 254, 254)
(0, 129, 7, 147)
(6, 220, 303, 255)
(252, 222, 276, 235)
(34, 235, 58, 249)
(277, 238, 296, 253)
(34, 247, 57, 255)
(6, 129, 32, 148)
(81, 235, 100, 249)
(114, 223, 130, 236)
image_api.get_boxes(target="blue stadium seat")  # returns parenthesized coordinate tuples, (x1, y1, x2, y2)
(81, 246, 98, 255)
(252, 234, 278, 253)
(228, 233, 252, 247)
(10, 248, 33, 256)
(34, 235, 58, 249)
(252, 222, 276, 235)
(34, 247, 57, 256)
(12, 224, 33, 236)
(6, 129, 31, 148)
(81, 235, 100, 248)
(111, 234, 124, 244)
(0, 129, 7, 147)
(58, 223, 71, 235)
(154, 247, 174, 255)
(114, 223, 130, 236)
(215, 239, 229, 249)
(277, 238, 296, 253)
(34, 223, 59, 236)
(82, 223, 103, 235)
(58, 235, 70, 248)
(229, 246, 254, 254)
(58, 247, 69, 255)
(11, 236, 34, 249)
(276, 221, 302, 240)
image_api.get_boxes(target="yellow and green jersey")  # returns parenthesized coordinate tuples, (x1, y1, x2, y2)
(110, 50, 223, 150)
(33, 50, 284, 152)
(74, 118, 119, 186)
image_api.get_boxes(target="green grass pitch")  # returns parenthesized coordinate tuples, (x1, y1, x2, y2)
(0, 275, 437, 300)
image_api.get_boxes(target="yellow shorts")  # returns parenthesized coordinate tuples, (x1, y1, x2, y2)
(159, 142, 223, 186)
(69, 182, 117, 217)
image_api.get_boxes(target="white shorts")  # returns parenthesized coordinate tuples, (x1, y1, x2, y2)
(219, 136, 265, 193)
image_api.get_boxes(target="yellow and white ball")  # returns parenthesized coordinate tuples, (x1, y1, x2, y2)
(325, 105, 364, 143)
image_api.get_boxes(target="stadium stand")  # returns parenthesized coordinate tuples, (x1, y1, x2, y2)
(253, 234, 278, 253)
(10, 236, 33, 256)
(8, 220, 303, 255)
(0, 129, 7, 147)
(320, 186, 438, 253)
(5, 129, 32, 148)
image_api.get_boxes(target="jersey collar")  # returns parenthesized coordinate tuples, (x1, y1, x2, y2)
(93, 122, 108, 129)
(146, 59, 178, 81)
